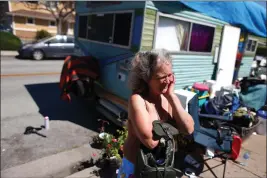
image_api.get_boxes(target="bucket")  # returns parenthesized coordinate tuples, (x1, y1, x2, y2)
(192, 83, 210, 107)
(231, 135, 242, 160)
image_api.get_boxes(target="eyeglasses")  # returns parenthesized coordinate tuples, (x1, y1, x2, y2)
(154, 72, 174, 83)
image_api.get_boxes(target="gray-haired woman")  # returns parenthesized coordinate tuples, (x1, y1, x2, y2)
(117, 49, 194, 178)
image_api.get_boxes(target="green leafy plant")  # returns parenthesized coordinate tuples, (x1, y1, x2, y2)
(101, 126, 128, 163)
(0, 31, 22, 50)
(35, 29, 52, 40)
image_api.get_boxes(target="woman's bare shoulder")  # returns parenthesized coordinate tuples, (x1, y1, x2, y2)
(129, 93, 146, 105)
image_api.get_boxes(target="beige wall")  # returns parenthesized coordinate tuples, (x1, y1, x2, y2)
(10, 2, 74, 15)
(14, 16, 57, 34)
(14, 16, 57, 41)
(16, 30, 36, 38)
(10, 2, 51, 14)
(10, 1, 75, 39)
(16, 29, 56, 42)
(15, 30, 36, 41)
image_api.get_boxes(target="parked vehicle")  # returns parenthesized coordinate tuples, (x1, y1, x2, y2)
(0, 24, 12, 33)
(18, 35, 75, 60)
(60, 1, 266, 126)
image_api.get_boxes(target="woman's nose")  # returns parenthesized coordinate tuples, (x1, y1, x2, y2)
(164, 77, 170, 84)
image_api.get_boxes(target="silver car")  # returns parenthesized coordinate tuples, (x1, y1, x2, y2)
(18, 35, 75, 60)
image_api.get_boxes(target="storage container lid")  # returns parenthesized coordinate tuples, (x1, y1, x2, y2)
(193, 82, 209, 91)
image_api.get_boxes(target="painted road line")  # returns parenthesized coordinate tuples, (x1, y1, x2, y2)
(1, 72, 60, 78)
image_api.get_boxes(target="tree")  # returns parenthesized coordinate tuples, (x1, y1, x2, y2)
(0, 2, 8, 22)
(22, 1, 75, 35)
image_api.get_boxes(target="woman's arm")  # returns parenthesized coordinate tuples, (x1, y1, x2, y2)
(167, 94, 194, 135)
(128, 94, 159, 149)
(164, 75, 194, 135)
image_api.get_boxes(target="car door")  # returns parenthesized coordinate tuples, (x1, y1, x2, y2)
(43, 36, 66, 58)
(63, 36, 75, 56)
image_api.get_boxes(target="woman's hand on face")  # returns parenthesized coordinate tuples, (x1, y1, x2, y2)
(163, 74, 175, 99)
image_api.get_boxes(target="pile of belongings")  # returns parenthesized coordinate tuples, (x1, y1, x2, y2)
(200, 88, 259, 137)
(239, 77, 267, 111)
(250, 56, 266, 81)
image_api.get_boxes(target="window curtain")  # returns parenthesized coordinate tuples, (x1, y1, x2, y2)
(175, 20, 190, 51)
(189, 24, 215, 52)
(155, 17, 180, 51)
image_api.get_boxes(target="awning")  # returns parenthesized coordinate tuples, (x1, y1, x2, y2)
(7, 10, 75, 23)
(180, 1, 267, 38)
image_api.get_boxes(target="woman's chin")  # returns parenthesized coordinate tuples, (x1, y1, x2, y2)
(161, 88, 168, 94)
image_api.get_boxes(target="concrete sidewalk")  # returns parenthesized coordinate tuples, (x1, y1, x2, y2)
(199, 134, 266, 178)
(1, 144, 101, 178)
(1, 50, 18, 57)
(64, 135, 266, 178)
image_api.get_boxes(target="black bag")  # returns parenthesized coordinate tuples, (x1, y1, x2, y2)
(134, 120, 183, 178)
(204, 91, 233, 115)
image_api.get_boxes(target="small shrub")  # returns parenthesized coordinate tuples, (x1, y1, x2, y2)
(0, 31, 22, 50)
(35, 29, 52, 40)
(101, 126, 128, 162)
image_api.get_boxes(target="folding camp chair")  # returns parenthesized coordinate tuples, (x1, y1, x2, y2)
(175, 90, 242, 178)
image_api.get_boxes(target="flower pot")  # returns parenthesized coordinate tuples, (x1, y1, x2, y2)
(108, 157, 121, 169)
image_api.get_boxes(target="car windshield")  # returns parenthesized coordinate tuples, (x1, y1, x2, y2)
(32, 36, 53, 44)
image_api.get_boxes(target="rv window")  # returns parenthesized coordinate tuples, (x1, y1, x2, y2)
(189, 23, 215, 52)
(113, 13, 132, 46)
(87, 14, 114, 43)
(155, 15, 215, 53)
(246, 39, 257, 52)
(79, 12, 133, 47)
(251, 41, 257, 51)
(78, 16, 88, 38)
(155, 16, 190, 51)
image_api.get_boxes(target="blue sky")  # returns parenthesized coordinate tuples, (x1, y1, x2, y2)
(255, 1, 266, 8)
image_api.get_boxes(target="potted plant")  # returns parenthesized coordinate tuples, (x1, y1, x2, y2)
(101, 127, 128, 168)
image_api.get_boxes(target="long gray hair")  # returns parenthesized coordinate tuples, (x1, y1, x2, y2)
(128, 49, 172, 95)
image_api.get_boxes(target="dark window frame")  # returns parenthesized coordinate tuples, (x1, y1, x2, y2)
(49, 21, 56, 26)
(245, 39, 258, 52)
(26, 17, 35, 25)
(78, 10, 134, 48)
(78, 15, 88, 39)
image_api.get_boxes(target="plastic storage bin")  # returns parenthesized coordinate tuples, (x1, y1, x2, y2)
(192, 83, 210, 107)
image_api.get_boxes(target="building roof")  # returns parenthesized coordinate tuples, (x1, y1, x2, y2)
(7, 9, 74, 23)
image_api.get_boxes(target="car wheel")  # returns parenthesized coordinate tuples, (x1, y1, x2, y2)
(32, 50, 44, 60)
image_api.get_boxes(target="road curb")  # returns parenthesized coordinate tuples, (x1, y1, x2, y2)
(1, 144, 102, 178)
(0, 51, 18, 57)
(65, 166, 100, 178)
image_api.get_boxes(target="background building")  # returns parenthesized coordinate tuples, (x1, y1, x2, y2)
(6, 1, 74, 43)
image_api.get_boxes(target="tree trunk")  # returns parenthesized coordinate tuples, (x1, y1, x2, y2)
(61, 20, 68, 35)
(57, 19, 62, 35)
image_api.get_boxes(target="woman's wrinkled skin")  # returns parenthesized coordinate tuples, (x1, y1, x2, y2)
(123, 49, 194, 165)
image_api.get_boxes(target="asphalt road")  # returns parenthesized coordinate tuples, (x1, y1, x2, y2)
(0, 56, 105, 170)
